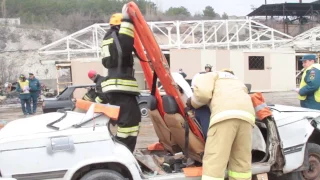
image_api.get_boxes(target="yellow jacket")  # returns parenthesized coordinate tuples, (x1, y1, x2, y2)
(191, 71, 255, 128)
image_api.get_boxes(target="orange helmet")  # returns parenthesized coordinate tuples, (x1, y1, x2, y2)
(109, 13, 123, 26)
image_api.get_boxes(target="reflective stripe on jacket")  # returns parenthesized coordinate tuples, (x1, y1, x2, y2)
(95, 96, 103, 103)
(299, 63, 320, 102)
(101, 78, 140, 95)
(250, 92, 272, 120)
(191, 71, 255, 127)
(100, 19, 139, 95)
(101, 19, 135, 69)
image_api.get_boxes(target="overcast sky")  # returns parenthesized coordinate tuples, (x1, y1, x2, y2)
(150, 0, 315, 16)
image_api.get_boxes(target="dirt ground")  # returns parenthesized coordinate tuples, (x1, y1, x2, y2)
(0, 91, 300, 148)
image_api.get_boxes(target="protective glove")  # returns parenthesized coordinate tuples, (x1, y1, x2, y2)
(294, 88, 300, 94)
(122, 3, 129, 19)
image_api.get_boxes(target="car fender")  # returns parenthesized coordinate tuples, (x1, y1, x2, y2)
(276, 116, 315, 174)
(64, 145, 142, 180)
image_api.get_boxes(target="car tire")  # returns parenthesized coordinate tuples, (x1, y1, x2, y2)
(80, 169, 125, 180)
(269, 143, 320, 180)
(139, 103, 149, 118)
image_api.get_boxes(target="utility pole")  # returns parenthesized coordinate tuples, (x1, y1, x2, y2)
(265, 0, 267, 20)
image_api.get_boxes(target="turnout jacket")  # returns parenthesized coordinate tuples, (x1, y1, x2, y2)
(191, 71, 255, 128)
(94, 74, 108, 103)
(100, 18, 140, 96)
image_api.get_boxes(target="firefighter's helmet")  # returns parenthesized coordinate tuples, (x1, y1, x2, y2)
(19, 74, 25, 78)
(205, 64, 212, 69)
(109, 13, 123, 26)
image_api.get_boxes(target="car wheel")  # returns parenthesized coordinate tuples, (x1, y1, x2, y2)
(270, 143, 320, 180)
(80, 169, 125, 180)
(139, 103, 149, 118)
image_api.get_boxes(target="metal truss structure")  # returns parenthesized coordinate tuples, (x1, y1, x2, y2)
(38, 19, 294, 61)
(278, 25, 320, 52)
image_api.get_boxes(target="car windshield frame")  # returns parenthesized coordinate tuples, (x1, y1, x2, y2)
(56, 87, 68, 98)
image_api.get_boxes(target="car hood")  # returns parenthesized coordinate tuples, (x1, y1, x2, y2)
(269, 104, 320, 113)
(0, 112, 82, 140)
(270, 104, 320, 127)
(0, 111, 106, 141)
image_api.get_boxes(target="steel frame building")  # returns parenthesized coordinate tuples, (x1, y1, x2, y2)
(38, 19, 295, 61)
(279, 25, 320, 52)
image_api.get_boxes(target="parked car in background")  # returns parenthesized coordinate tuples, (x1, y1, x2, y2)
(42, 85, 94, 113)
(42, 85, 157, 118)
(42, 82, 252, 118)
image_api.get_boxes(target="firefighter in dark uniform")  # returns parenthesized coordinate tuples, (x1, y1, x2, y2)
(99, 5, 141, 152)
(82, 87, 97, 102)
(82, 70, 106, 103)
(86, 70, 106, 103)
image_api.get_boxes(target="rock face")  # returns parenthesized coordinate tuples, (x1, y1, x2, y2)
(0, 25, 67, 86)
(0, 25, 67, 51)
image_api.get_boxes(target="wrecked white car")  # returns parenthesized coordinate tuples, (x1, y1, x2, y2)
(0, 95, 319, 180)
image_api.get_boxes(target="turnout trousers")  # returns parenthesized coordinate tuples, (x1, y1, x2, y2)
(202, 119, 252, 180)
(106, 92, 141, 153)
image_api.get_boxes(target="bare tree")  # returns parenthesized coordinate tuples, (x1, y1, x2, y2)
(0, 58, 7, 83)
(0, 58, 19, 83)
(1, 0, 6, 18)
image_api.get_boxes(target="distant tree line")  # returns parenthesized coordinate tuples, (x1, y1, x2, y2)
(0, 0, 229, 32)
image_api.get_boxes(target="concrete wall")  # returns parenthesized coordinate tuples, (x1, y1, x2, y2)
(200, 50, 216, 72)
(70, 59, 104, 99)
(215, 50, 231, 71)
(229, 50, 245, 81)
(170, 49, 296, 92)
(243, 52, 272, 92)
(270, 52, 296, 91)
(169, 49, 202, 79)
(66, 49, 296, 93)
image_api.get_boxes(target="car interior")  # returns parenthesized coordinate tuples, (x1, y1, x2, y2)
(147, 82, 268, 163)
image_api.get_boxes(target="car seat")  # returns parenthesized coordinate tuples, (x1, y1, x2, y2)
(148, 95, 182, 154)
(162, 95, 205, 163)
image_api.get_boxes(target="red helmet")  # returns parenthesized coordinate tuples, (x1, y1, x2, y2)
(88, 70, 97, 79)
